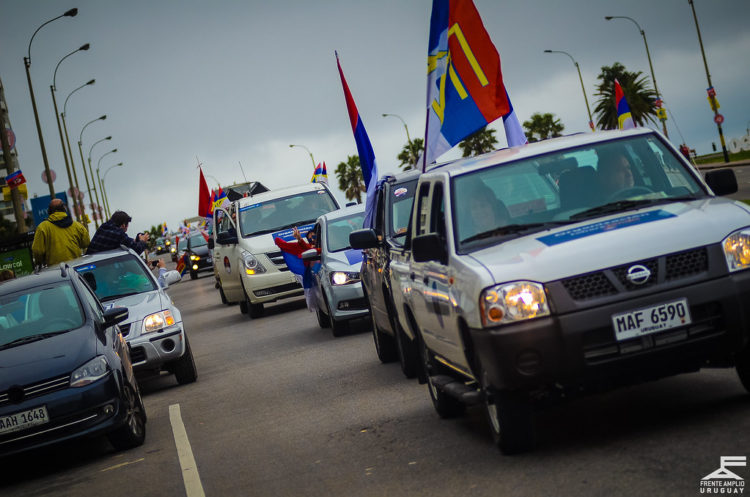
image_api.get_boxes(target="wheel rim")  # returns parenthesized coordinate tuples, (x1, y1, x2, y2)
(123, 386, 144, 437)
(486, 401, 501, 435)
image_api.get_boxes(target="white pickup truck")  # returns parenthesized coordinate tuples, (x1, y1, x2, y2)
(210, 183, 340, 318)
(392, 128, 750, 454)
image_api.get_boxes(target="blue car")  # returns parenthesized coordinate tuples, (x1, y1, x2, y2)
(0, 264, 146, 457)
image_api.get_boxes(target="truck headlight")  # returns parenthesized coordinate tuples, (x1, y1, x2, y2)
(241, 251, 266, 275)
(331, 271, 360, 285)
(723, 228, 750, 272)
(70, 356, 110, 387)
(480, 281, 549, 327)
(143, 310, 175, 333)
(190, 254, 200, 261)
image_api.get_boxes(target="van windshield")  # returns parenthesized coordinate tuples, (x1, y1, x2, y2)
(239, 190, 338, 237)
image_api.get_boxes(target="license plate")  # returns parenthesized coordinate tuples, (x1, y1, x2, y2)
(612, 298, 691, 341)
(0, 405, 49, 435)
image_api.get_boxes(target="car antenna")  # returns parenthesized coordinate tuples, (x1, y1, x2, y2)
(238, 161, 249, 184)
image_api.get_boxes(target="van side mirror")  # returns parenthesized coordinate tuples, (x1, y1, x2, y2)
(412, 233, 447, 264)
(705, 168, 738, 196)
(217, 230, 238, 245)
(349, 229, 379, 249)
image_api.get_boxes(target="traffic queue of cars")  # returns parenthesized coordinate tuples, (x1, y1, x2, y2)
(0, 248, 196, 457)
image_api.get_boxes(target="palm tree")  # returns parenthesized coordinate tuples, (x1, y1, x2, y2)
(593, 62, 657, 130)
(458, 127, 498, 157)
(397, 137, 424, 170)
(522, 113, 565, 143)
(335, 155, 366, 204)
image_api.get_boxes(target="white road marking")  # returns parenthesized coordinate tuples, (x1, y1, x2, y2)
(169, 403, 206, 497)
(100, 458, 145, 472)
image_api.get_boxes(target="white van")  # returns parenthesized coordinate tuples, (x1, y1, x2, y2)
(211, 183, 340, 318)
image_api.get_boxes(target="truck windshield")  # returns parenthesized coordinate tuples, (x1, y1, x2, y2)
(453, 135, 706, 252)
(75, 254, 157, 301)
(239, 190, 338, 237)
(327, 212, 366, 252)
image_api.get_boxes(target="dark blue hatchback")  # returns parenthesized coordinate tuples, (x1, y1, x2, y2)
(0, 264, 146, 457)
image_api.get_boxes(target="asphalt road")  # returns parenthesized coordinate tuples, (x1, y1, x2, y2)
(2, 263, 749, 497)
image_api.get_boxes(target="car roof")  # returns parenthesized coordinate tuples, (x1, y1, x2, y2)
(427, 128, 657, 178)
(233, 182, 332, 208)
(68, 247, 139, 267)
(320, 203, 365, 222)
(0, 264, 77, 294)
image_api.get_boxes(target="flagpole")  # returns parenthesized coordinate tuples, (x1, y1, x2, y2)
(421, 108, 429, 173)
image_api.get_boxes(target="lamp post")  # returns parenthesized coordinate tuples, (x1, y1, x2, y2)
(543, 50, 594, 131)
(101, 162, 123, 218)
(289, 144, 316, 171)
(23, 8, 78, 197)
(382, 113, 419, 165)
(687, 0, 729, 163)
(61, 78, 94, 220)
(605, 16, 668, 138)
(89, 136, 111, 217)
(51, 43, 89, 221)
(78, 115, 107, 228)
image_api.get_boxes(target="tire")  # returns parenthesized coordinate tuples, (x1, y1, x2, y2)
(173, 336, 198, 385)
(420, 338, 465, 418)
(395, 322, 419, 379)
(484, 388, 535, 455)
(107, 383, 146, 451)
(737, 348, 750, 394)
(331, 317, 348, 337)
(219, 285, 228, 305)
(316, 305, 330, 328)
(248, 303, 264, 319)
(372, 314, 397, 363)
(190, 271, 197, 280)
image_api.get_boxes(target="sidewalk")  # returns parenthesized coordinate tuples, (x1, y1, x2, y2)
(695, 158, 750, 170)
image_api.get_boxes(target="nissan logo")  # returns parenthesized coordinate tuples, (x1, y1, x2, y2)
(626, 264, 651, 285)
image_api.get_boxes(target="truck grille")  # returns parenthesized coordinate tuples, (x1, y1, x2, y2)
(118, 322, 131, 337)
(561, 247, 709, 301)
(0, 375, 69, 406)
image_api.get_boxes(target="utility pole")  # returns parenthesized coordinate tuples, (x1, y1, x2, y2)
(0, 78, 28, 233)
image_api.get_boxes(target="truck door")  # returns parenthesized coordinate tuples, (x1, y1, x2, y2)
(213, 206, 243, 302)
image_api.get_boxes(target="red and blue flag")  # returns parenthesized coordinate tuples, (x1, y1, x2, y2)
(336, 52, 378, 228)
(615, 79, 635, 130)
(425, 0, 524, 167)
(5, 170, 26, 189)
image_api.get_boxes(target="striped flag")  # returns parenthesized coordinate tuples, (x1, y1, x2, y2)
(615, 79, 635, 130)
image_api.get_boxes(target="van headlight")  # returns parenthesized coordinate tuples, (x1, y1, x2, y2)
(143, 310, 175, 333)
(241, 250, 266, 275)
(723, 228, 750, 272)
(480, 281, 549, 327)
(70, 356, 110, 387)
(331, 271, 360, 285)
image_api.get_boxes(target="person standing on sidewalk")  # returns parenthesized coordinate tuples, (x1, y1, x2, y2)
(87, 210, 150, 254)
(31, 198, 90, 268)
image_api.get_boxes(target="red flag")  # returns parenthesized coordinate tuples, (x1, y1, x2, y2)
(198, 168, 211, 217)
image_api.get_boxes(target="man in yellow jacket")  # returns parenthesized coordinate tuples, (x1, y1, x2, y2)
(31, 198, 90, 267)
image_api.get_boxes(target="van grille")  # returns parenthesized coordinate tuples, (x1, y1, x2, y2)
(267, 251, 290, 272)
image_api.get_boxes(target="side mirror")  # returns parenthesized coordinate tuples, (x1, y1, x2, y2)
(301, 248, 320, 262)
(207, 238, 215, 250)
(705, 168, 738, 196)
(217, 231, 238, 245)
(103, 307, 129, 328)
(349, 228, 379, 249)
(412, 233, 447, 264)
(163, 270, 182, 287)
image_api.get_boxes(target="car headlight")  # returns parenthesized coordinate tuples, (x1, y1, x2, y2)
(70, 356, 110, 387)
(723, 228, 750, 272)
(170, 247, 176, 253)
(241, 251, 266, 275)
(143, 310, 175, 333)
(331, 271, 360, 285)
(480, 281, 549, 327)
(190, 254, 200, 261)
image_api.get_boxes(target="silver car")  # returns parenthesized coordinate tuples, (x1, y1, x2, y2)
(308, 204, 369, 337)
(71, 248, 198, 385)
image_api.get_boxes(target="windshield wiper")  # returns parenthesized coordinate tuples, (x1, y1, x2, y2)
(570, 195, 704, 221)
(100, 291, 140, 302)
(0, 332, 67, 350)
(461, 221, 575, 244)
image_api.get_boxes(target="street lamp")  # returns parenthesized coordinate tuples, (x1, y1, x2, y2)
(24, 8, 78, 197)
(61, 78, 94, 219)
(382, 113, 418, 165)
(687, 0, 729, 163)
(78, 115, 107, 228)
(51, 43, 89, 220)
(543, 50, 594, 131)
(101, 161, 123, 219)
(605, 15, 668, 138)
(289, 144, 316, 170)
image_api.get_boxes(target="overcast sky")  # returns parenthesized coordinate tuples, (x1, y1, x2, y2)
(1, 0, 748, 234)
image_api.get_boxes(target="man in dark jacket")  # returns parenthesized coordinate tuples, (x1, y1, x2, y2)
(87, 210, 150, 254)
(31, 198, 90, 266)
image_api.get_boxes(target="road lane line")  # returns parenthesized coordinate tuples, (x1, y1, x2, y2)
(100, 458, 145, 472)
(169, 403, 206, 497)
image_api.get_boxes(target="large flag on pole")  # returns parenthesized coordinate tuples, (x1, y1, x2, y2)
(198, 167, 211, 217)
(424, 0, 515, 169)
(335, 52, 378, 228)
(615, 79, 635, 130)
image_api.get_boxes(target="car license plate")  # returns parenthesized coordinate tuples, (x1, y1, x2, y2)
(612, 298, 691, 341)
(0, 405, 49, 435)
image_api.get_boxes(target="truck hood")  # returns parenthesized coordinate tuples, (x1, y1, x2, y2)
(324, 249, 363, 271)
(101, 290, 169, 322)
(469, 198, 750, 284)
